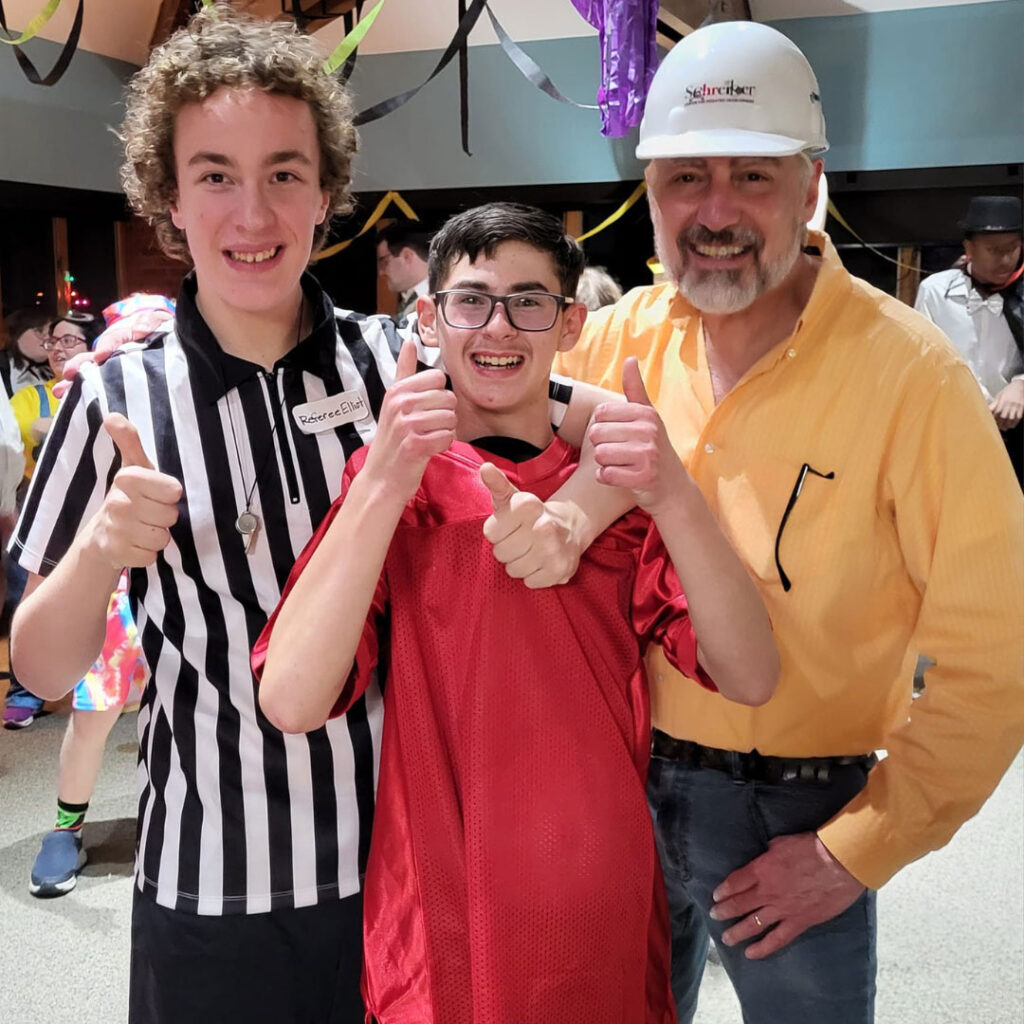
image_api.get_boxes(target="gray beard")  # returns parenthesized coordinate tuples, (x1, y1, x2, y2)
(660, 221, 805, 315)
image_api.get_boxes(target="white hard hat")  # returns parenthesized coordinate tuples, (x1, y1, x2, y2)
(637, 21, 829, 160)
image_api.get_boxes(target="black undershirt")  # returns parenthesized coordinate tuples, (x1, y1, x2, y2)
(469, 435, 547, 464)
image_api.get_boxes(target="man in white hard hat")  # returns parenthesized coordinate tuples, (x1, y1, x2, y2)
(557, 20, 1024, 1024)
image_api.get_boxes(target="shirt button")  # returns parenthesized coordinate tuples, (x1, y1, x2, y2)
(787, 348, 797, 358)
(704, 442, 715, 454)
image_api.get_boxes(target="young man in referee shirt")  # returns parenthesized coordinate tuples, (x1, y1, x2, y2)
(8, 8, 622, 1022)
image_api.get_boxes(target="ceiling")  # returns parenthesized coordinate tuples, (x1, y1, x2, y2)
(0, 0, 1011, 67)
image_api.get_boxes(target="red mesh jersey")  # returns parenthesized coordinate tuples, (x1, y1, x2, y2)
(255, 438, 715, 1024)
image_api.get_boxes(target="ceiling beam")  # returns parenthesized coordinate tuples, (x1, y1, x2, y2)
(149, 0, 194, 50)
(658, 0, 751, 46)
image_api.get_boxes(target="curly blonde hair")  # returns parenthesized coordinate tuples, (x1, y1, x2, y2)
(119, 3, 357, 262)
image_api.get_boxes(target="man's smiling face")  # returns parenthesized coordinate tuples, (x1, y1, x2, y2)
(646, 154, 820, 315)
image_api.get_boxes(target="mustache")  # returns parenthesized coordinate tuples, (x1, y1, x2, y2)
(679, 225, 763, 250)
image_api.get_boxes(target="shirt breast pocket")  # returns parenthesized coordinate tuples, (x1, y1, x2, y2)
(713, 454, 841, 591)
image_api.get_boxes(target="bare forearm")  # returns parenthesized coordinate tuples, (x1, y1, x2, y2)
(555, 381, 623, 448)
(548, 436, 635, 549)
(260, 472, 403, 733)
(653, 485, 779, 705)
(11, 528, 120, 699)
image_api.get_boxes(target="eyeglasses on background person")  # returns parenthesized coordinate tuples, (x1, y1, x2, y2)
(42, 331, 88, 352)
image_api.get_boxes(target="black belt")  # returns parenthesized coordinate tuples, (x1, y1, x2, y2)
(651, 729, 877, 784)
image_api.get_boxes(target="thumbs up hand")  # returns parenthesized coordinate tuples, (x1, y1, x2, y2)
(481, 462, 577, 588)
(363, 340, 457, 504)
(589, 358, 690, 515)
(105, 412, 155, 470)
(82, 413, 183, 570)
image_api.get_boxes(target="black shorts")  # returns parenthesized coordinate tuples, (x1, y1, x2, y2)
(129, 887, 364, 1024)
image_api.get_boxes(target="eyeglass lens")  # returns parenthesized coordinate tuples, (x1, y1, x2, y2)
(441, 291, 562, 331)
(45, 333, 86, 350)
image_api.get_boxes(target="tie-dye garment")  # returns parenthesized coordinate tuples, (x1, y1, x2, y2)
(71, 573, 148, 712)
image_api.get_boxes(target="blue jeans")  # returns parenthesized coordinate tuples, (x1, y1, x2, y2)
(647, 755, 877, 1024)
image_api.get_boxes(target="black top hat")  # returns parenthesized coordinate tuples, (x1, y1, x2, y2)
(961, 195, 1022, 235)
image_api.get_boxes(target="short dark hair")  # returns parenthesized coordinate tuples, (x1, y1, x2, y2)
(428, 203, 585, 296)
(377, 222, 432, 262)
(49, 312, 103, 349)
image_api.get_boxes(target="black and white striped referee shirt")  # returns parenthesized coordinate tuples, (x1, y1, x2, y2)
(13, 274, 405, 915)
(13, 272, 575, 916)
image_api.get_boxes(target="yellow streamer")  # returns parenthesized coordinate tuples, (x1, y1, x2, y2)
(323, 0, 386, 75)
(576, 181, 647, 243)
(826, 198, 923, 272)
(0, 0, 63, 46)
(313, 190, 419, 262)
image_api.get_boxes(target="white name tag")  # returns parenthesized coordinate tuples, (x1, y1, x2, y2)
(291, 389, 372, 434)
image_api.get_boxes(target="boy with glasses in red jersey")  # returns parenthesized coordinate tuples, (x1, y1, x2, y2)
(255, 202, 779, 1024)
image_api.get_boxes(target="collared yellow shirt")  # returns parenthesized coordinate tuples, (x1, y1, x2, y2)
(556, 232, 1024, 888)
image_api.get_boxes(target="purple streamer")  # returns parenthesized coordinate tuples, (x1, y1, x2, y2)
(570, 0, 659, 137)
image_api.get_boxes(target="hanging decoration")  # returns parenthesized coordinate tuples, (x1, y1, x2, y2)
(576, 181, 646, 243)
(313, 178, 647, 266)
(322, 0, 385, 78)
(0, 0, 61, 45)
(312, 189, 419, 263)
(352, 0, 598, 156)
(568, 0, 659, 137)
(483, 4, 596, 112)
(0, 0, 84, 86)
(825, 199, 926, 272)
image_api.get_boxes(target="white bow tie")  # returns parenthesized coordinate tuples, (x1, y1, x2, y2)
(966, 291, 1004, 317)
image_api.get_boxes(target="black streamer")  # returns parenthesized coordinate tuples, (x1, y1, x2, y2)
(0, 0, 85, 88)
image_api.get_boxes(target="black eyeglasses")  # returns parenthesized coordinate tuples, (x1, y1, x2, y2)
(435, 290, 572, 332)
(774, 462, 835, 592)
(42, 334, 87, 351)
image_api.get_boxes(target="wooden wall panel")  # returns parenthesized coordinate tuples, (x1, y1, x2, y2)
(115, 218, 186, 303)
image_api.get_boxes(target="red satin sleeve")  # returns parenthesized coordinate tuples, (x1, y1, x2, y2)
(631, 522, 717, 692)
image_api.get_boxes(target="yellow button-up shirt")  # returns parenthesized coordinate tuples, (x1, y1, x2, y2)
(556, 232, 1024, 888)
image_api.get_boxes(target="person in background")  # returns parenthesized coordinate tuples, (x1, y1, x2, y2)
(0, 308, 53, 399)
(0, 381, 24, 644)
(25, 296, 171, 892)
(28, 572, 147, 895)
(576, 265, 623, 311)
(0, 309, 39, 724)
(3, 313, 99, 730)
(10, 313, 100, 476)
(376, 222, 432, 319)
(556, 21, 1024, 1024)
(915, 195, 1023, 486)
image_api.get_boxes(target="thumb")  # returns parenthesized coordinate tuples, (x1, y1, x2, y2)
(394, 339, 419, 382)
(622, 357, 653, 406)
(105, 413, 154, 471)
(479, 462, 518, 514)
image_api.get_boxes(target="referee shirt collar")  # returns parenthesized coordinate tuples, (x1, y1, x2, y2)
(175, 271, 339, 404)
